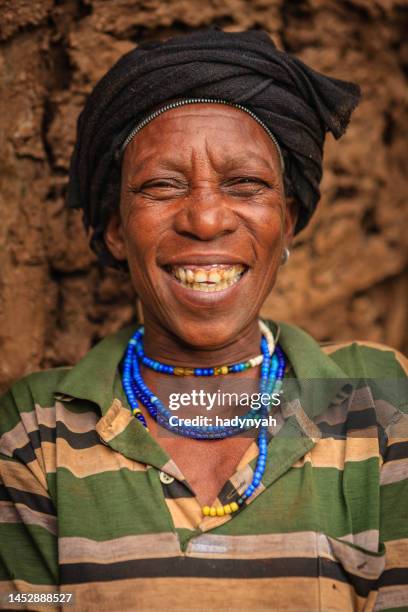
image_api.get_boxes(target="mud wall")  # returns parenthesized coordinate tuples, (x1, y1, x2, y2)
(0, 0, 407, 391)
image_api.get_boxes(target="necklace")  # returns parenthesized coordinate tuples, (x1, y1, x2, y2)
(122, 320, 286, 515)
(123, 322, 282, 437)
(134, 331, 265, 376)
(133, 319, 275, 376)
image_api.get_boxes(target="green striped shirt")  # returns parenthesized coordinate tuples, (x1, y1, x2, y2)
(0, 321, 407, 611)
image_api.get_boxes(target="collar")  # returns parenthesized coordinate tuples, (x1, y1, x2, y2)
(53, 320, 352, 479)
(55, 325, 136, 413)
(54, 319, 349, 421)
(277, 321, 350, 420)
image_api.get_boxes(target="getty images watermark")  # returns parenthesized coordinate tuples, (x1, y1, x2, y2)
(166, 390, 281, 429)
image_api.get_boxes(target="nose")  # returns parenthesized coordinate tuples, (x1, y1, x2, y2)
(173, 188, 239, 241)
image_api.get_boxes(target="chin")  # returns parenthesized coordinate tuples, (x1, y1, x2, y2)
(141, 263, 272, 347)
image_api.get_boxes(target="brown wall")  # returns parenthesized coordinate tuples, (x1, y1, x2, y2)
(0, 0, 407, 393)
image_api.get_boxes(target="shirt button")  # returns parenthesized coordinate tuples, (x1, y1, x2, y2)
(159, 471, 174, 485)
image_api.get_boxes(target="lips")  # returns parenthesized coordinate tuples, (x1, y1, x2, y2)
(169, 263, 246, 292)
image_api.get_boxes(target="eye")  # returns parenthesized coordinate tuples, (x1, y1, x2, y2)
(128, 178, 187, 200)
(141, 180, 179, 190)
(237, 177, 269, 185)
(223, 176, 270, 195)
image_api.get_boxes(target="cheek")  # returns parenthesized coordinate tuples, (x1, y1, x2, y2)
(248, 204, 284, 259)
(122, 209, 164, 284)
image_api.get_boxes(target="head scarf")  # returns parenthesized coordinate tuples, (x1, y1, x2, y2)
(66, 28, 361, 265)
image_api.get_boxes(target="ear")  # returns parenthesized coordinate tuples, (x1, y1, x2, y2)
(104, 210, 127, 261)
(283, 197, 299, 246)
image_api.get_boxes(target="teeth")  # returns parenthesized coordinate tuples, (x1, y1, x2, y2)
(208, 271, 221, 283)
(179, 268, 186, 283)
(170, 264, 245, 291)
(195, 271, 207, 283)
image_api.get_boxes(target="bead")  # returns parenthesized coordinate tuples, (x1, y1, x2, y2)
(123, 319, 287, 517)
(135, 332, 265, 377)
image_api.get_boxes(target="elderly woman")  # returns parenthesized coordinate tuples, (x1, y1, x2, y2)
(0, 29, 407, 612)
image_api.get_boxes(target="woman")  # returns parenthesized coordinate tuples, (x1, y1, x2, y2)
(1, 29, 407, 611)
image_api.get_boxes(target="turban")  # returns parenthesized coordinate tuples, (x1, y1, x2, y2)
(66, 28, 361, 265)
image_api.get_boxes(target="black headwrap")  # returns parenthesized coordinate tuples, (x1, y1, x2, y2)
(67, 28, 361, 266)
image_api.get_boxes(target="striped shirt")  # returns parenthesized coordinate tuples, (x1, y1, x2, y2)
(0, 321, 407, 611)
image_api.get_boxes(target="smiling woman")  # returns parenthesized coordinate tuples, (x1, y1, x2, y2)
(105, 102, 295, 350)
(1, 28, 407, 612)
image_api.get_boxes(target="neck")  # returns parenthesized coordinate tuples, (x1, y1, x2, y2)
(142, 314, 263, 367)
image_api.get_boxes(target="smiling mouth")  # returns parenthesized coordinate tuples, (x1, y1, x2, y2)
(166, 264, 247, 292)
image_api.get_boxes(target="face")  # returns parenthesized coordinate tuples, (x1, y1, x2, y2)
(105, 104, 297, 349)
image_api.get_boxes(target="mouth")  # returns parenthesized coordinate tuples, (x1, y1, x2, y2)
(165, 264, 248, 292)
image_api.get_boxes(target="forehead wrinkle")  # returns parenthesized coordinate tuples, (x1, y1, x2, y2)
(202, 136, 279, 179)
(209, 150, 277, 173)
(126, 148, 278, 179)
(124, 117, 281, 181)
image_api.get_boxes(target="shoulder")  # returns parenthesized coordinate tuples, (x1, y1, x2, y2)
(0, 324, 134, 439)
(320, 340, 408, 379)
(272, 318, 407, 379)
(323, 341, 408, 418)
(270, 320, 408, 421)
(1, 366, 72, 405)
(0, 367, 72, 437)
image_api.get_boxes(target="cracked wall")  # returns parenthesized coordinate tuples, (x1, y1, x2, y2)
(0, 0, 407, 392)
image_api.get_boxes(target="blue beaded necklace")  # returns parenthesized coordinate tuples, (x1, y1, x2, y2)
(134, 329, 265, 377)
(122, 321, 286, 515)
